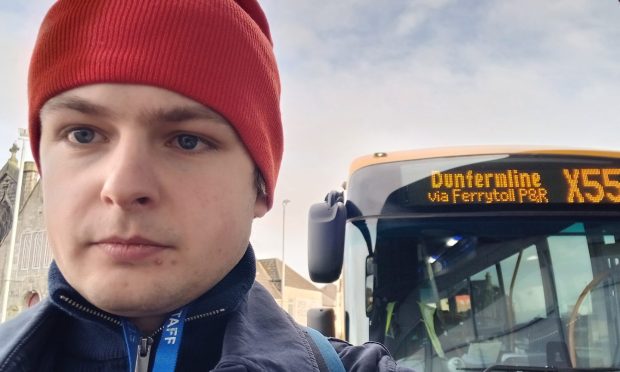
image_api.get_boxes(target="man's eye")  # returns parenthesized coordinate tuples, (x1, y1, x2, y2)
(68, 128, 97, 144)
(174, 134, 213, 151)
(177, 134, 199, 150)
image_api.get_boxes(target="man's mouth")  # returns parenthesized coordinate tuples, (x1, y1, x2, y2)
(93, 236, 172, 262)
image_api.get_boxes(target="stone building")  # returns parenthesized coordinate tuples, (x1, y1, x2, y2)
(0, 146, 46, 320)
(255, 258, 339, 327)
(0, 145, 24, 243)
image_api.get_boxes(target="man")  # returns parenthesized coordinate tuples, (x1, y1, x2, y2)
(0, 1, 413, 371)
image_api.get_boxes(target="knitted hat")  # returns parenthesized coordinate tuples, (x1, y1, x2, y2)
(28, 0, 282, 209)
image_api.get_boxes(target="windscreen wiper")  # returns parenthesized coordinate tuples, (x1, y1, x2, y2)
(459, 365, 620, 372)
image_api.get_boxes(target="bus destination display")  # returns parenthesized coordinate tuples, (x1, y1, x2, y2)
(427, 168, 620, 205)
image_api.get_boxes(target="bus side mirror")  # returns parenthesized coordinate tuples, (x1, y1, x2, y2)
(307, 308, 336, 337)
(308, 191, 346, 283)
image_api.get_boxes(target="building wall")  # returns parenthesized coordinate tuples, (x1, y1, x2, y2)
(20, 162, 39, 209)
(0, 172, 17, 245)
(0, 160, 37, 244)
(255, 258, 340, 327)
(284, 286, 323, 326)
(0, 182, 49, 321)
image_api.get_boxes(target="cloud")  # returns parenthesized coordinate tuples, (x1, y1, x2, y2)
(2, 1, 618, 280)
(0, 1, 54, 161)
(254, 0, 620, 278)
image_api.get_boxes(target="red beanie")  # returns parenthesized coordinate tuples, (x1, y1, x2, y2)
(28, 0, 282, 209)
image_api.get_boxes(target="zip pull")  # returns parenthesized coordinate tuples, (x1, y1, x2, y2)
(135, 337, 153, 372)
(123, 309, 188, 372)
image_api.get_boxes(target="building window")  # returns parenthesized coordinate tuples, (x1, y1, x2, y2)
(18, 230, 51, 270)
(19, 232, 32, 271)
(31, 231, 43, 269)
(44, 237, 53, 268)
(0, 200, 12, 242)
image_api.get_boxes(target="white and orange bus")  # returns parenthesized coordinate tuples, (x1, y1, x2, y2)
(308, 147, 620, 371)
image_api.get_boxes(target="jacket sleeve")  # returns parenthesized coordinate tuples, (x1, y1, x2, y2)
(329, 338, 417, 372)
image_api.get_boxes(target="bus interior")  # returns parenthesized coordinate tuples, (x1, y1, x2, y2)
(360, 216, 620, 371)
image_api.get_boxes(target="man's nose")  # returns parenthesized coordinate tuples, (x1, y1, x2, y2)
(100, 140, 160, 209)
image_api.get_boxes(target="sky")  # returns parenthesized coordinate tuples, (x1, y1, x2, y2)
(1, 1, 619, 282)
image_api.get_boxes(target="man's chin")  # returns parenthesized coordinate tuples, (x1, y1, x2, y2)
(78, 286, 180, 318)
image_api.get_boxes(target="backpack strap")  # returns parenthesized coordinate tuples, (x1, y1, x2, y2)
(303, 327, 346, 372)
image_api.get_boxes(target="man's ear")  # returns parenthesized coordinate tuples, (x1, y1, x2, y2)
(253, 195, 269, 218)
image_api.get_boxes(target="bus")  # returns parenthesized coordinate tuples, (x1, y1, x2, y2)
(307, 147, 620, 371)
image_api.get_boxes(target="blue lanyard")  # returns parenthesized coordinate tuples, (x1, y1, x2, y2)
(122, 308, 188, 372)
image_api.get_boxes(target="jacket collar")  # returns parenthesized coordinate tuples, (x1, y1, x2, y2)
(214, 282, 319, 371)
(4, 246, 320, 371)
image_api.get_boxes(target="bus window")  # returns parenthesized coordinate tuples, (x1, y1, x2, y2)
(549, 234, 593, 317)
(549, 230, 620, 367)
(470, 267, 504, 338)
(500, 245, 546, 324)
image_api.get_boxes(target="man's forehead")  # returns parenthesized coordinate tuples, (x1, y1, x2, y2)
(40, 86, 231, 126)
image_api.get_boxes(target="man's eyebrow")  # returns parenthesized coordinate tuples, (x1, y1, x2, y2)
(41, 96, 230, 126)
(41, 96, 116, 118)
(141, 105, 230, 126)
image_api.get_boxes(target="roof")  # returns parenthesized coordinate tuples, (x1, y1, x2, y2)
(0, 160, 18, 183)
(255, 261, 281, 299)
(0, 144, 21, 181)
(349, 145, 620, 175)
(257, 258, 319, 292)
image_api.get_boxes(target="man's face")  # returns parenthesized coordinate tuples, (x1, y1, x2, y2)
(39, 84, 268, 319)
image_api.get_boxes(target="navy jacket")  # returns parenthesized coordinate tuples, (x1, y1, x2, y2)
(0, 248, 412, 371)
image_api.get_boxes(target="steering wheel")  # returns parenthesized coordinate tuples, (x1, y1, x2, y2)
(567, 268, 618, 367)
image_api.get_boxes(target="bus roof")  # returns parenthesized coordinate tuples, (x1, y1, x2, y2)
(349, 146, 620, 175)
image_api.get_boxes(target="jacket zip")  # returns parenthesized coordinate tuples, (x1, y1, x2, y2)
(59, 295, 121, 326)
(60, 295, 162, 372)
(134, 327, 163, 372)
(59, 294, 228, 371)
(135, 336, 153, 372)
(60, 294, 226, 326)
